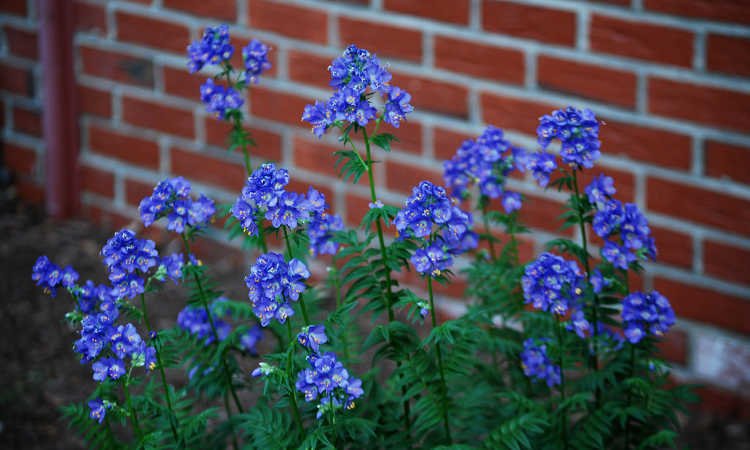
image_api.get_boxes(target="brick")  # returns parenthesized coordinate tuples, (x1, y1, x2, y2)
(384, 0, 469, 25)
(81, 165, 115, 198)
(644, 0, 750, 25)
(578, 166, 635, 202)
(599, 120, 692, 170)
(591, 0, 630, 5)
(4, 26, 37, 60)
(482, 1, 576, 46)
(249, 0, 327, 44)
(647, 177, 750, 236)
(88, 123, 160, 169)
(705, 140, 750, 184)
(249, 87, 312, 128)
(17, 180, 44, 203)
(656, 328, 688, 365)
(170, 147, 246, 191)
(518, 193, 572, 236)
(83, 204, 130, 230)
(385, 159, 442, 194)
(74, 1, 107, 34)
(590, 14, 693, 67)
(0, 62, 32, 96)
(339, 18, 422, 62)
(707, 34, 750, 77)
(204, 118, 282, 163)
(649, 77, 750, 133)
(12, 105, 42, 137)
(77, 84, 111, 117)
(124, 178, 154, 206)
(163, 0, 237, 21)
(0, 0, 26, 16)
(704, 240, 750, 286)
(537, 56, 637, 109)
(4, 142, 36, 175)
(653, 276, 750, 335)
(481, 93, 556, 135)
(383, 119, 422, 154)
(433, 128, 472, 161)
(650, 225, 693, 269)
(80, 46, 154, 88)
(292, 136, 340, 179)
(162, 66, 203, 101)
(287, 50, 333, 89)
(116, 11, 191, 53)
(122, 96, 194, 138)
(694, 386, 750, 420)
(434, 36, 524, 85)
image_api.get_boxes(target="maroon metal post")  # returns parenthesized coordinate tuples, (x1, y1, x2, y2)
(39, 0, 79, 218)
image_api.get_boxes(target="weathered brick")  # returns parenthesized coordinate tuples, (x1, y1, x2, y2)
(384, 0, 469, 25)
(339, 18, 422, 62)
(537, 56, 637, 109)
(647, 177, 750, 236)
(0, 62, 32, 96)
(481, 93, 555, 135)
(518, 193, 573, 236)
(74, 1, 107, 34)
(599, 120, 692, 170)
(434, 36, 524, 85)
(644, 0, 750, 25)
(88, 123, 160, 169)
(395, 71, 471, 118)
(124, 178, 154, 206)
(385, 159, 442, 194)
(590, 14, 693, 67)
(249, 86, 313, 128)
(204, 118, 282, 163)
(4, 26, 37, 60)
(649, 77, 750, 133)
(482, 1, 576, 46)
(656, 328, 688, 365)
(705, 140, 750, 184)
(12, 105, 42, 137)
(122, 96, 194, 138)
(287, 50, 333, 89)
(162, 66, 204, 101)
(707, 34, 750, 77)
(704, 240, 750, 286)
(116, 11, 191, 53)
(77, 84, 111, 117)
(249, 0, 327, 44)
(0, 0, 26, 16)
(170, 147, 246, 191)
(163, 0, 237, 21)
(81, 165, 115, 198)
(80, 46, 154, 87)
(5, 142, 36, 175)
(433, 128, 473, 161)
(654, 276, 750, 335)
(650, 225, 693, 269)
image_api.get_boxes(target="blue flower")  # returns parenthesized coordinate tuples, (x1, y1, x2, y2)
(110, 323, 143, 359)
(592, 199, 656, 269)
(265, 191, 311, 229)
(502, 192, 522, 213)
(177, 300, 231, 345)
(187, 24, 233, 73)
(411, 243, 453, 278)
(200, 78, 244, 119)
(88, 399, 108, 424)
(74, 312, 117, 363)
(100, 229, 159, 299)
(585, 174, 616, 209)
(520, 339, 561, 387)
(301, 101, 332, 138)
(297, 324, 328, 353)
(383, 86, 413, 128)
(306, 188, 344, 257)
(92, 357, 126, 382)
(295, 351, 364, 418)
(522, 252, 584, 316)
(537, 106, 600, 169)
(526, 152, 557, 188)
(240, 325, 264, 356)
(244, 253, 310, 326)
(590, 269, 610, 294)
(622, 291, 675, 344)
(394, 181, 456, 240)
(32, 256, 69, 297)
(242, 39, 271, 83)
(161, 253, 186, 283)
(139, 177, 215, 232)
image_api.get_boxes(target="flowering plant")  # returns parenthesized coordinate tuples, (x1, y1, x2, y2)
(34, 25, 693, 449)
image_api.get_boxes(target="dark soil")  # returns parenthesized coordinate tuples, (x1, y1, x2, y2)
(1, 198, 748, 449)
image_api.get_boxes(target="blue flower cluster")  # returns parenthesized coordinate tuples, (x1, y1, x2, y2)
(139, 177, 215, 233)
(32, 255, 78, 297)
(621, 291, 675, 344)
(522, 252, 586, 321)
(200, 78, 243, 119)
(293, 325, 364, 419)
(76, 280, 117, 314)
(395, 181, 478, 277)
(88, 398, 111, 424)
(187, 25, 233, 73)
(243, 39, 271, 83)
(520, 339, 561, 387)
(101, 229, 159, 299)
(161, 253, 187, 284)
(443, 126, 525, 213)
(301, 44, 413, 137)
(526, 106, 601, 187)
(177, 301, 232, 345)
(587, 177, 656, 270)
(244, 252, 310, 326)
(306, 188, 344, 257)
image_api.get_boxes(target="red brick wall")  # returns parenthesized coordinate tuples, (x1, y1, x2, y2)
(2, 0, 750, 412)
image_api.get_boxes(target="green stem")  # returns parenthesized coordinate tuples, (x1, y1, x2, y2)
(123, 371, 144, 443)
(427, 277, 453, 444)
(555, 316, 569, 450)
(286, 320, 305, 435)
(282, 226, 310, 325)
(361, 127, 412, 436)
(481, 201, 497, 260)
(571, 169, 601, 406)
(139, 294, 180, 443)
(181, 233, 244, 417)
